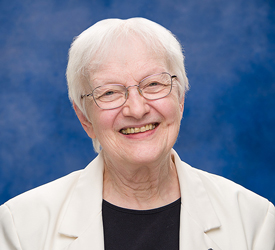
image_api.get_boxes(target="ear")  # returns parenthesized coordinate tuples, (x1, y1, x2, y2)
(73, 102, 96, 139)
(179, 94, 185, 117)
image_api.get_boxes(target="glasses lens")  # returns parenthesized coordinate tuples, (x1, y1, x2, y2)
(92, 84, 126, 109)
(139, 72, 172, 100)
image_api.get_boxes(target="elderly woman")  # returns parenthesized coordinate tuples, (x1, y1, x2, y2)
(0, 18, 274, 250)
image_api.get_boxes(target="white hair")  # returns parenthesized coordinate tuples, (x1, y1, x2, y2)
(66, 17, 189, 153)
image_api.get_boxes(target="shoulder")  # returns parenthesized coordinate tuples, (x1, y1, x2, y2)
(0, 170, 83, 249)
(5, 169, 82, 211)
(173, 149, 273, 211)
(173, 150, 275, 248)
(193, 164, 272, 209)
(1, 169, 83, 233)
(183, 159, 274, 215)
(2, 151, 104, 212)
(0, 153, 104, 249)
(191, 165, 275, 248)
(173, 149, 275, 238)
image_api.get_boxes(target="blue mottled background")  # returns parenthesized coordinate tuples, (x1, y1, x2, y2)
(0, 0, 274, 205)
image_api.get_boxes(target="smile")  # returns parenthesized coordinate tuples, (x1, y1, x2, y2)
(120, 123, 158, 135)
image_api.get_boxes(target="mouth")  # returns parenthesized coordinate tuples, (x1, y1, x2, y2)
(120, 123, 159, 135)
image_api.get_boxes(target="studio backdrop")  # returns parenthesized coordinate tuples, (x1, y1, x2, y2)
(0, 0, 274, 205)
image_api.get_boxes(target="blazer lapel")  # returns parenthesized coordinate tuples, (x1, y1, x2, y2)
(59, 153, 105, 250)
(64, 213, 104, 250)
(179, 207, 222, 250)
(172, 150, 222, 250)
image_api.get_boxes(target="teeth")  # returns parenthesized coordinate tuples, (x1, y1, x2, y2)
(121, 123, 157, 135)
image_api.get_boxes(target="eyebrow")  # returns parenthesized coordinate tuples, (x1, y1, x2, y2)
(90, 67, 167, 87)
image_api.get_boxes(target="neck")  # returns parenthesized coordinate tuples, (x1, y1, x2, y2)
(102, 151, 180, 210)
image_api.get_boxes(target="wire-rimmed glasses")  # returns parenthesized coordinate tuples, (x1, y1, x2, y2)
(81, 72, 177, 110)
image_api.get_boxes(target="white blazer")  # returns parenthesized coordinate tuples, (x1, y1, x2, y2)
(0, 149, 274, 250)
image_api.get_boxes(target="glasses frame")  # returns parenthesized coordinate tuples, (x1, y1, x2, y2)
(81, 72, 177, 110)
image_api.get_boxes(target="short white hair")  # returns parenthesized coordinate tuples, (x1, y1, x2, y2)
(66, 17, 189, 153)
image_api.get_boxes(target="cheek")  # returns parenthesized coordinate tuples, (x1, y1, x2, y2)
(89, 107, 120, 135)
(156, 97, 182, 123)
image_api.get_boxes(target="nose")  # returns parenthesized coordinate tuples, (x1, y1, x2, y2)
(122, 85, 150, 119)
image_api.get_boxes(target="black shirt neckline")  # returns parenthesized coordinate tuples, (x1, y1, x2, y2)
(102, 198, 181, 215)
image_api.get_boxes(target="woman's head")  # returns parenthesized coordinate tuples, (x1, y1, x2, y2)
(66, 17, 189, 153)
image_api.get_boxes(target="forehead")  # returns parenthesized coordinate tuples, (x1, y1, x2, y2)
(89, 37, 169, 85)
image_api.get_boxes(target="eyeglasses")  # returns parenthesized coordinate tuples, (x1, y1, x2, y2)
(81, 72, 177, 110)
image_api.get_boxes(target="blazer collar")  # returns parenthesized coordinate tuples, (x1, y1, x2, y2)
(60, 150, 222, 250)
(172, 149, 222, 249)
(172, 149, 221, 232)
(59, 152, 104, 238)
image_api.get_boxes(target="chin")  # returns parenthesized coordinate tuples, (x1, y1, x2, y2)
(125, 145, 171, 165)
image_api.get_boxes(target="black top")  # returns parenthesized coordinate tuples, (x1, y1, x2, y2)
(102, 198, 181, 250)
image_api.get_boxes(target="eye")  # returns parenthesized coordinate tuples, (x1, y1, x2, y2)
(95, 87, 124, 102)
(97, 90, 119, 100)
(148, 81, 161, 87)
(102, 90, 115, 96)
(144, 81, 165, 88)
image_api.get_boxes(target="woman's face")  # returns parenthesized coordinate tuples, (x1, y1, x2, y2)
(82, 39, 185, 167)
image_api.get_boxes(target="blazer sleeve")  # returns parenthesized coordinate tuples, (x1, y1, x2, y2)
(0, 204, 22, 250)
(254, 202, 275, 250)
